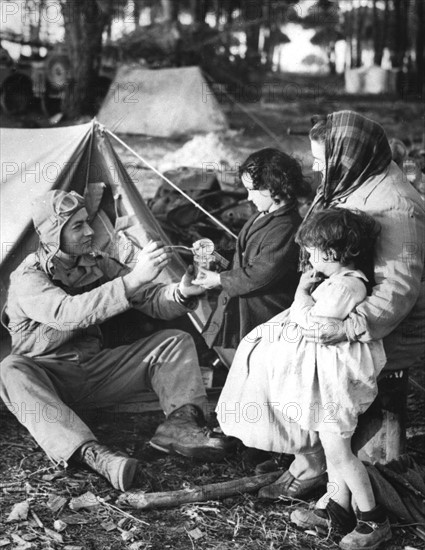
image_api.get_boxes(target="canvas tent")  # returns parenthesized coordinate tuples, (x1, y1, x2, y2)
(97, 65, 228, 137)
(0, 121, 212, 355)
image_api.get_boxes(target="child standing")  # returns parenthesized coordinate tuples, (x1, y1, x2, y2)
(288, 209, 391, 549)
(217, 208, 392, 549)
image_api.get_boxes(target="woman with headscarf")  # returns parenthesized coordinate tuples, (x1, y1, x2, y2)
(216, 111, 425, 549)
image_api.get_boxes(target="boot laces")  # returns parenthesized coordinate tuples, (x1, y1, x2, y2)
(171, 404, 205, 425)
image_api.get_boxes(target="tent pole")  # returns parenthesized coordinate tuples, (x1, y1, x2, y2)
(106, 129, 238, 240)
(84, 119, 96, 187)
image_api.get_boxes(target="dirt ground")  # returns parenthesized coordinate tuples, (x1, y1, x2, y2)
(1, 364, 424, 550)
(1, 74, 425, 549)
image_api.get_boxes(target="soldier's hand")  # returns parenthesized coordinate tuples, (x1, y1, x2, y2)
(123, 241, 170, 294)
(178, 265, 206, 297)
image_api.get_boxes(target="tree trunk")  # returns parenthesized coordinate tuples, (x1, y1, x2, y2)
(162, 0, 171, 21)
(277, 45, 282, 73)
(162, 0, 179, 22)
(36, 0, 46, 43)
(355, 7, 363, 68)
(226, 1, 233, 24)
(25, 0, 40, 44)
(381, 0, 389, 60)
(345, 8, 354, 70)
(192, 0, 208, 23)
(133, 0, 140, 27)
(216, 0, 224, 28)
(244, 0, 262, 62)
(327, 43, 336, 75)
(60, 0, 109, 118)
(393, 0, 407, 68)
(171, 0, 180, 22)
(373, 0, 384, 66)
(416, 0, 424, 97)
(265, 34, 275, 71)
(264, 0, 274, 70)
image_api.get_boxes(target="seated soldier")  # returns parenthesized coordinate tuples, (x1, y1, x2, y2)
(0, 190, 232, 492)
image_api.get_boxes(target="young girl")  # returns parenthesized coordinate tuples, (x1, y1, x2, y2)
(217, 208, 392, 549)
(193, 148, 311, 354)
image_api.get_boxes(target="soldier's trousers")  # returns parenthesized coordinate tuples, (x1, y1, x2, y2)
(0, 330, 207, 464)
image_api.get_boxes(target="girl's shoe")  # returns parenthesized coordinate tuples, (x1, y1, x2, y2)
(258, 470, 327, 499)
(339, 505, 392, 550)
(339, 518, 392, 550)
(291, 499, 356, 535)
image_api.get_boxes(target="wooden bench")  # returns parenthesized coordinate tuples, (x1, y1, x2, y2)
(353, 368, 409, 464)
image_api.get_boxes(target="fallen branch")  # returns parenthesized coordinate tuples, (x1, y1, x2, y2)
(118, 471, 283, 510)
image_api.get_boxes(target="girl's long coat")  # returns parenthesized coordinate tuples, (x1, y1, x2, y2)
(203, 202, 302, 349)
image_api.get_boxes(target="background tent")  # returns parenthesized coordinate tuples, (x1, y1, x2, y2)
(97, 65, 228, 137)
(0, 121, 211, 355)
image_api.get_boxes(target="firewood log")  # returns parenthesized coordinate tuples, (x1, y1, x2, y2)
(117, 471, 283, 510)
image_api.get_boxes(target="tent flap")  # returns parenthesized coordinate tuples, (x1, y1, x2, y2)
(0, 122, 181, 309)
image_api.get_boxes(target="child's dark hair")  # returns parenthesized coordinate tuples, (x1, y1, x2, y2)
(239, 148, 311, 203)
(296, 208, 380, 293)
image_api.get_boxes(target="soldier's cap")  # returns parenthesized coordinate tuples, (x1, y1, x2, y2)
(31, 190, 85, 259)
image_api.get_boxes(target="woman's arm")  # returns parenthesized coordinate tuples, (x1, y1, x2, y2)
(303, 192, 425, 345)
(344, 201, 424, 342)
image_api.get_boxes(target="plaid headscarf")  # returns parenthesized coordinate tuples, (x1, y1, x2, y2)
(300, 111, 391, 274)
(314, 110, 392, 208)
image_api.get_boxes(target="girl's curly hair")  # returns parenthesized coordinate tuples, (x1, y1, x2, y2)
(239, 148, 311, 203)
(296, 208, 380, 293)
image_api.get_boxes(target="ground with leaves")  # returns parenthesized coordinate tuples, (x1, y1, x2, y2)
(1, 75, 425, 549)
(1, 360, 424, 550)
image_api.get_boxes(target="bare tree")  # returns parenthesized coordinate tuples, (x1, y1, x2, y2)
(392, 0, 408, 68)
(372, 0, 384, 66)
(416, 0, 424, 97)
(59, 0, 125, 118)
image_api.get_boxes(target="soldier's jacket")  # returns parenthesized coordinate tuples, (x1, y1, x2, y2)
(4, 251, 192, 362)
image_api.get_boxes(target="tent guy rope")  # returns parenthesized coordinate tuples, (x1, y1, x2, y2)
(105, 129, 238, 240)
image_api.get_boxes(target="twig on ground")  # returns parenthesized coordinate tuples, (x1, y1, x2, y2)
(97, 496, 149, 526)
(0, 481, 22, 488)
(185, 527, 196, 550)
(30, 509, 44, 528)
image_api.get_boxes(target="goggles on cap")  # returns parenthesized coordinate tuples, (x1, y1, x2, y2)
(53, 191, 84, 217)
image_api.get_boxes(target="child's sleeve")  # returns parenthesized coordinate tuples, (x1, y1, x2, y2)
(290, 279, 367, 327)
(310, 280, 367, 320)
(289, 292, 316, 328)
